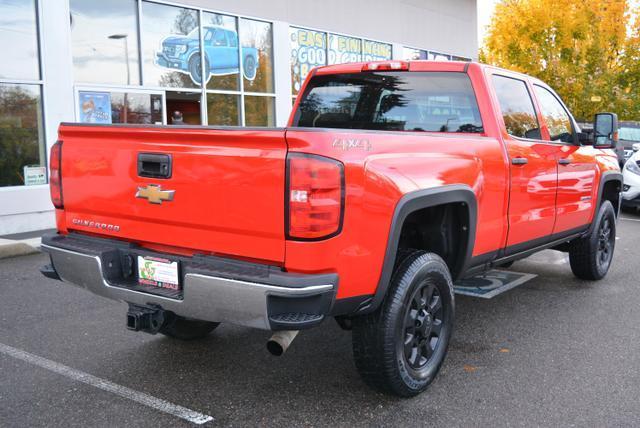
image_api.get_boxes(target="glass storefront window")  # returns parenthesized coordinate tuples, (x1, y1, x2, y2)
(207, 93, 240, 126)
(244, 96, 275, 126)
(111, 93, 163, 124)
(429, 51, 451, 61)
(70, 0, 141, 85)
(166, 91, 201, 124)
(290, 27, 326, 95)
(328, 34, 361, 65)
(78, 91, 163, 124)
(362, 40, 392, 61)
(0, 0, 40, 81)
(141, 1, 201, 89)
(403, 48, 428, 61)
(240, 19, 274, 93)
(202, 12, 239, 91)
(0, 83, 45, 187)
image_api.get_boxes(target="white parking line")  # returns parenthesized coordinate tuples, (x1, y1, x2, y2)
(620, 217, 640, 222)
(0, 342, 213, 425)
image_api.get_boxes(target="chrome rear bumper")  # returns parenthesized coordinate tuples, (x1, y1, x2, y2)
(41, 234, 337, 330)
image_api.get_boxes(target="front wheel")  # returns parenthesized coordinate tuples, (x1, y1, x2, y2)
(352, 251, 454, 397)
(568, 200, 616, 280)
(188, 53, 208, 85)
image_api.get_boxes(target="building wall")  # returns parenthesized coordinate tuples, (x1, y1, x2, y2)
(0, 0, 478, 235)
(179, 0, 478, 59)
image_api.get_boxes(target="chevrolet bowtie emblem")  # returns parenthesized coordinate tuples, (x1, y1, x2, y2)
(136, 184, 175, 204)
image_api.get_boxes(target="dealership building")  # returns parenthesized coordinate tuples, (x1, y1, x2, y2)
(0, 0, 478, 235)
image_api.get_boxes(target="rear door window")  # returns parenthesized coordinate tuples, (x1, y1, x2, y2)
(294, 72, 483, 133)
(533, 85, 574, 143)
(492, 75, 541, 139)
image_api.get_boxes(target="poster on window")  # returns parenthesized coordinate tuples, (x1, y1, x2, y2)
(78, 91, 112, 124)
(144, 3, 272, 90)
(362, 40, 392, 61)
(290, 27, 326, 94)
(328, 34, 362, 65)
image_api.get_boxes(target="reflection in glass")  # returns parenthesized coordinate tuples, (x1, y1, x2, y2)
(202, 12, 239, 91)
(141, 1, 200, 89)
(70, 0, 140, 85)
(493, 75, 540, 139)
(290, 27, 326, 95)
(533, 86, 573, 142)
(362, 40, 392, 61)
(0, 83, 44, 187)
(244, 96, 275, 126)
(403, 48, 428, 61)
(240, 19, 274, 93)
(111, 93, 163, 124)
(0, 0, 40, 80)
(429, 51, 451, 61)
(166, 91, 201, 124)
(295, 72, 483, 133)
(207, 93, 240, 126)
(328, 34, 361, 65)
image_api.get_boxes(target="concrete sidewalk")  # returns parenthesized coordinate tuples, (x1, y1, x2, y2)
(0, 229, 53, 259)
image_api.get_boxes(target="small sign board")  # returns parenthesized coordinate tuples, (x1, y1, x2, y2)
(23, 165, 47, 186)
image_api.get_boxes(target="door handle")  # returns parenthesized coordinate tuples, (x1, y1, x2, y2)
(511, 157, 528, 165)
(558, 158, 571, 165)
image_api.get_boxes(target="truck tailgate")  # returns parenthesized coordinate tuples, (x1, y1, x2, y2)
(58, 125, 287, 263)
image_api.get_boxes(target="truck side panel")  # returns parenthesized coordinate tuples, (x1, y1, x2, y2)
(284, 129, 509, 300)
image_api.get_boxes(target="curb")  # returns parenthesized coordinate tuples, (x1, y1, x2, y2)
(0, 238, 41, 260)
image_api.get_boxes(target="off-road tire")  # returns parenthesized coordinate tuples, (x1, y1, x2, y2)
(568, 200, 616, 280)
(160, 315, 220, 341)
(352, 251, 454, 397)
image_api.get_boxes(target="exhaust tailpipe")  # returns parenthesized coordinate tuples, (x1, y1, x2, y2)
(267, 330, 299, 356)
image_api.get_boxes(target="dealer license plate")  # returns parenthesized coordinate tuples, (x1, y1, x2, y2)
(137, 256, 180, 291)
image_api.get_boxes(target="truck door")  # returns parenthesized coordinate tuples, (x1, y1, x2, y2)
(532, 84, 597, 233)
(491, 74, 559, 248)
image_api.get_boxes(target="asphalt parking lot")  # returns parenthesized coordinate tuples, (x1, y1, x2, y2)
(1, 212, 640, 427)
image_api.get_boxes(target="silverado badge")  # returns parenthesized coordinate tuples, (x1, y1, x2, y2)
(136, 184, 175, 204)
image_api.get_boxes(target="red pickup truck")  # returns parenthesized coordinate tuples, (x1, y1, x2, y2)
(41, 61, 622, 397)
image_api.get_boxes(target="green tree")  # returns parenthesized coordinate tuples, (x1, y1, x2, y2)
(480, 0, 640, 121)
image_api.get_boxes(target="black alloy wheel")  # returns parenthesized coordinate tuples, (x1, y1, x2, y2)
(402, 280, 444, 370)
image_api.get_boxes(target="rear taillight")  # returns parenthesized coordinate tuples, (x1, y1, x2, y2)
(287, 153, 344, 240)
(49, 140, 63, 209)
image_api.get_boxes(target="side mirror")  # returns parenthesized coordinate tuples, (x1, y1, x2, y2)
(593, 112, 618, 149)
(633, 143, 640, 152)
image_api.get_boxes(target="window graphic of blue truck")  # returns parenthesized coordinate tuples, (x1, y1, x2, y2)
(155, 26, 259, 84)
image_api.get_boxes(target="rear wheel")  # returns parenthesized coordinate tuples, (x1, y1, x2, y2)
(352, 251, 454, 397)
(243, 56, 257, 80)
(160, 314, 219, 341)
(568, 200, 616, 280)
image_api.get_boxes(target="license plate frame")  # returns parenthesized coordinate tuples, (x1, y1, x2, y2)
(137, 255, 181, 291)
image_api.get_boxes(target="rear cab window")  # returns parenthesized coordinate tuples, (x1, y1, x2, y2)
(293, 72, 483, 133)
(491, 74, 541, 140)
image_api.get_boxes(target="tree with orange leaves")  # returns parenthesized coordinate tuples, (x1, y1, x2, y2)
(480, 0, 639, 121)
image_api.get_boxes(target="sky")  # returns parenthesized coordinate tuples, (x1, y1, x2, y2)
(477, 0, 499, 45)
